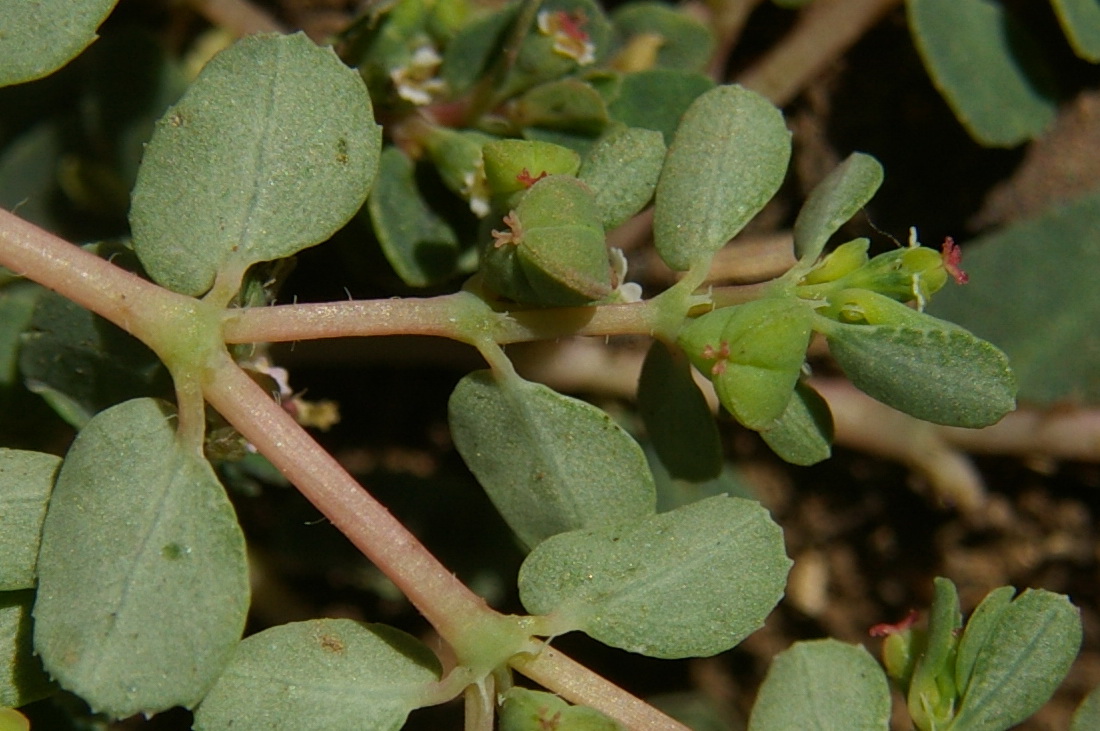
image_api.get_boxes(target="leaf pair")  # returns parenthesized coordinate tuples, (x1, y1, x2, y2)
(449, 368, 790, 659)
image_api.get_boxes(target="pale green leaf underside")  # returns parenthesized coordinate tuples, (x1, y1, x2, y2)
(793, 152, 883, 263)
(1052, 0, 1100, 62)
(823, 317, 1016, 428)
(907, 0, 1057, 147)
(449, 370, 655, 550)
(948, 590, 1081, 731)
(1, 591, 54, 708)
(33, 398, 249, 718)
(748, 639, 891, 731)
(654, 84, 791, 271)
(927, 189, 1100, 405)
(759, 381, 833, 466)
(954, 586, 1016, 697)
(579, 126, 667, 230)
(518, 495, 791, 659)
(130, 32, 382, 296)
(0, 450, 60, 591)
(0, 0, 118, 87)
(193, 619, 440, 731)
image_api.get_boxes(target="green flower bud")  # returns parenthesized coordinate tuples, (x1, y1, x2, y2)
(678, 299, 814, 430)
(800, 238, 870, 285)
(480, 175, 612, 306)
(481, 139, 581, 199)
(423, 128, 497, 216)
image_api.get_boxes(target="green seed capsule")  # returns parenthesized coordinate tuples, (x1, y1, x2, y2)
(800, 238, 870, 285)
(481, 139, 581, 199)
(480, 175, 612, 306)
(678, 298, 814, 430)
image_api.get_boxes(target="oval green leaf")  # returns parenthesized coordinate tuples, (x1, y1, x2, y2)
(0, 0, 118, 87)
(579, 126, 667, 229)
(907, 0, 1057, 147)
(954, 585, 1016, 697)
(33, 398, 249, 718)
(607, 69, 714, 145)
(193, 619, 440, 731)
(518, 495, 791, 658)
(610, 2, 716, 72)
(1071, 683, 1100, 731)
(748, 639, 891, 731)
(449, 370, 655, 550)
(1052, 0, 1100, 62)
(759, 381, 833, 466)
(637, 341, 722, 482)
(654, 85, 791, 271)
(818, 295, 1016, 428)
(947, 590, 1082, 731)
(793, 152, 883, 263)
(130, 32, 382, 296)
(365, 146, 461, 288)
(0, 450, 60, 591)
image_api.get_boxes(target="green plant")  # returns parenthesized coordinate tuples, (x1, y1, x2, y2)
(0, 1, 1094, 729)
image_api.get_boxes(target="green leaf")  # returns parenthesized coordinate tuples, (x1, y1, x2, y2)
(1052, 0, 1100, 62)
(947, 590, 1082, 731)
(449, 370, 655, 550)
(0, 123, 64, 232)
(499, 688, 624, 731)
(907, 0, 1058, 147)
(954, 586, 1016, 697)
(926, 190, 1100, 405)
(33, 398, 249, 718)
(610, 3, 716, 72)
(193, 619, 440, 731)
(19, 289, 172, 428)
(607, 69, 713, 146)
(440, 4, 519, 95)
(646, 447, 755, 514)
(793, 153, 883, 263)
(1071, 683, 1100, 731)
(909, 577, 963, 730)
(747, 639, 891, 731)
(0, 450, 60, 591)
(1, 591, 54, 708)
(0, 283, 40, 391)
(0, 0, 119, 87)
(578, 125, 666, 229)
(818, 293, 1016, 427)
(512, 79, 609, 135)
(518, 495, 790, 659)
(759, 381, 833, 466)
(130, 32, 382, 297)
(654, 85, 791, 271)
(637, 341, 722, 482)
(366, 146, 461, 288)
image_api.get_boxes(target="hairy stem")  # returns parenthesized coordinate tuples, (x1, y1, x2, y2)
(512, 646, 689, 730)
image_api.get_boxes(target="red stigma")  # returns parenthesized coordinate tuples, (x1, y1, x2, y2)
(555, 10, 589, 42)
(941, 237, 969, 285)
(869, 609, 919, 637)
(516, 168, 548, 188)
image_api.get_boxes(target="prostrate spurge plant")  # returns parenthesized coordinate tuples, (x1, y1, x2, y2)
(0, 1, 1084, 730)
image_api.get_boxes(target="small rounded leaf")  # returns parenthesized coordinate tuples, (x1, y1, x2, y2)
(793, 153, 883, 263)
(579, 126, 667, 229)
(519, 495, 791, 658)
(193, 619, 440, 731)
(130, 33, 382, 296)
(0, 450, 60, 590)
(0, 0, 118, 87)
(654, 85, 790, 271)
(449, 370, 655, 550)
(748, 640, 891, 731)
